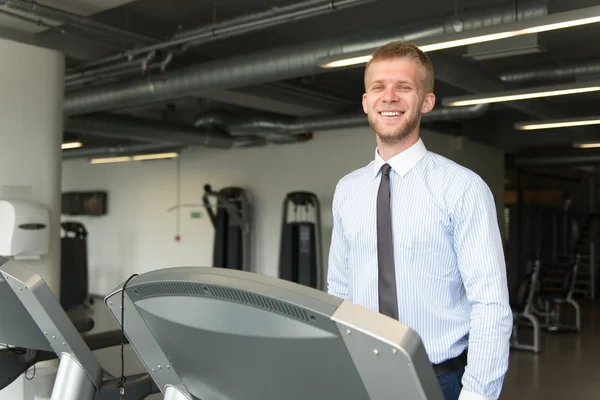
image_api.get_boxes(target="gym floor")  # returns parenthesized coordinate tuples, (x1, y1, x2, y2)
(83, 296, 600, 399)
(500, 299, 600, 400)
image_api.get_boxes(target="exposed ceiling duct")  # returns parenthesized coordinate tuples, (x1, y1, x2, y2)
(66, 114, 237, 149)
(74, 0, 378, 73)
(0, 0, 153, 46)
(63, 104, 490, 159)
(499, 58, 600, 84)
(219, 104, 490, 136)
(63, 0, 547, 116)
(427, 51, 591, 132)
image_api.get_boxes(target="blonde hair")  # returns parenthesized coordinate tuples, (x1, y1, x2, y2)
(365, 40, 435, 93)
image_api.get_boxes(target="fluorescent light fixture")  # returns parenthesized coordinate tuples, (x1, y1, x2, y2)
(132, 152, 179, 161)
(62, 141, 82, 150)
(90, 152, 179, 164)
(442, 81, 600, 107)
(515, 116, 600, 130)
(320, 5, 600, 68)
(574, 142, 600, 149)
(90, 156, 132, 164)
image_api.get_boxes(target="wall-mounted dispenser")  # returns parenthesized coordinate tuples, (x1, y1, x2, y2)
(0, 200, 50, 260)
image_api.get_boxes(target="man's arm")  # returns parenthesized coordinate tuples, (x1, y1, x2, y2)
(327, 183, 349, 300)
(452, 176, 513, 400)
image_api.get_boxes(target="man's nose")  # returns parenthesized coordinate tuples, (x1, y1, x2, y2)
(382, 87, 398, 102)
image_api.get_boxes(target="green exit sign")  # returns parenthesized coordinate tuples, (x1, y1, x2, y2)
(190, 211, 202, 219)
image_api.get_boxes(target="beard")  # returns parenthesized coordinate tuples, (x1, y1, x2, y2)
(368, 108, 421, 145)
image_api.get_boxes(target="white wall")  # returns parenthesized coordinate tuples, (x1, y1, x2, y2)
(62, 127, 505, 296)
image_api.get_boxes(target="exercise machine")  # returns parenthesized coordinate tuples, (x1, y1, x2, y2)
(510, 260, 542, 353)
(278, 191, 323, 290)
(60, 221, 90, 311)
(0, 256, 159, 400)
(203, 185, 251, 271)
(533, 254, 581, 333)
(105, 266, 445, 400)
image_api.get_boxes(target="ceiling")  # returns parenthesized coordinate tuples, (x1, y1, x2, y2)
(4, 0, 600, 168)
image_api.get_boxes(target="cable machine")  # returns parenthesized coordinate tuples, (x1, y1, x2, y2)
(278, 191, 323, 290)
(202, 185, 251, 271)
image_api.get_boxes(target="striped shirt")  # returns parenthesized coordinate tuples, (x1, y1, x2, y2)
(327, 138, 512, 400)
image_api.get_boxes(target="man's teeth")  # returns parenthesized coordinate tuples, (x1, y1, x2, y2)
(380, 111, 402, 117)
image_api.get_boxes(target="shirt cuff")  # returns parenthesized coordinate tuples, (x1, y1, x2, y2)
(458, 389, 493, 400)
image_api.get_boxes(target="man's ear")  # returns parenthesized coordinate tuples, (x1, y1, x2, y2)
(421, 92, 436, 114)
(362, 93, 368, 114)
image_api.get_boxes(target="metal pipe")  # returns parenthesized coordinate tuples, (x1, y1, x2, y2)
(499, 59, 600, 84)
(64, 0, 547, 115)
(0, 0, 153, 45)
(215, 104, 490, 136)
(66, 114, 234, 149)
(64, 104, 488, 158)
(73, 0, 377, 71)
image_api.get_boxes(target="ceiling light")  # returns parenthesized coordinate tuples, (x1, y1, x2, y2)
(89, 152, 179, 164)
(132, 152, 179, 161)
(515, 116, 600, 130)
(574, 142, 600, 149)
(319, 5, 600, 68)
(442, 81, 600, 107)
(90, 156, 132, 164)
(62, 141, 82, 150)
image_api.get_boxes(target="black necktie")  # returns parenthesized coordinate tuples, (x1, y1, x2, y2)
(377, 163, 398, 319)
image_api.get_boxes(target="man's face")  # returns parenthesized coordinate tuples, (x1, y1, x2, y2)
(362, 58, 435, 144)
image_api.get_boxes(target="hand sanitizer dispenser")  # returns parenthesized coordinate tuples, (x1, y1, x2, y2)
(0, 200, 50, 259)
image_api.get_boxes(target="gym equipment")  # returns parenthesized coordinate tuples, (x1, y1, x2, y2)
(104, 266, 445, 400)
(278, 191, 323, 290)
(0, 256, 159, 400)
(60, 221, 90, 311)
(0, 330, 129, 391)
(510, 260, 542, 353)
(533, 254, 581, 333)
(505, 204, 578, 291)
(203, 185, 251, 271)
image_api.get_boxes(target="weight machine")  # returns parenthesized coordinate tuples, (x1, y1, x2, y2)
(278, 191, 323, 290)
(202, 185, 251, 271)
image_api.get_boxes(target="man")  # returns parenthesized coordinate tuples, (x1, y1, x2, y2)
(327, 40, 513, 400)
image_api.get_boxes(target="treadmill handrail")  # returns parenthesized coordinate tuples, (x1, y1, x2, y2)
(0, 257, 104, 391)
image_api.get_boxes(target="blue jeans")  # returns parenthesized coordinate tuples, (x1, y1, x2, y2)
(437, 368, 465, 400)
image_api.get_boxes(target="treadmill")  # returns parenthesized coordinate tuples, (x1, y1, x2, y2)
(105, 266, 444, 400)
(0, 256, 157, 400)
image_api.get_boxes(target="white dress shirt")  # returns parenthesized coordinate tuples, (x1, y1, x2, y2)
(327, 138, 513, 400)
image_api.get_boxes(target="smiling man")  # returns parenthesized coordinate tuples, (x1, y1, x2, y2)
(327, 40, 513, 400)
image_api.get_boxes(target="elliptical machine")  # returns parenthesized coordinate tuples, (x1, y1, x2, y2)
(278, 191, 323, 290)
(202, 185, 251, 271)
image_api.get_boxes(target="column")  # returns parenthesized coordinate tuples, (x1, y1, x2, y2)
(0, 37, 64, 295)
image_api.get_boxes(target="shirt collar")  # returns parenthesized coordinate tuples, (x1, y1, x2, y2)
(372, 138, 427, 178)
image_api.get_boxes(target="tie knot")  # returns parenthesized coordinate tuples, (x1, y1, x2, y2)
(381, 163, 391, 176)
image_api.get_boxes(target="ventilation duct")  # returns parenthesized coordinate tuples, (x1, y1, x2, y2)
(64, 0, 547, 116)
(64, 104, 489, 159)
(66, 114, 236, 149)
(220, 104, 490, 136)
(499, 59, 600, 84)
(0, 0, 152, 45)
(75, 0, 378, 72)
